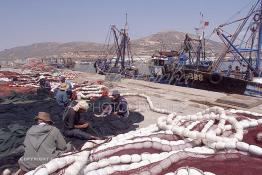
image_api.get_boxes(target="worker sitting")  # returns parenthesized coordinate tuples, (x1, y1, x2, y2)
(106, 90, 130, 131)
(91, 86, 113, 116)
(37, 75, 51, 95)
(111, 90, 129, 116)
(55, 83, 69, 106)
(89, 88, 131, 136)
(63, 100, 98, 140)
(233, 66, 242, 79)
(60, 76, 73, 97)
(18, 112, 71, 173)
(226, 65, 233, 76)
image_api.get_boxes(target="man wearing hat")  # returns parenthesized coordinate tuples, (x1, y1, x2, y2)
(55, 82, 70, 106)
(111, 90, 129, 118)
(37, 75, 51, 95)
(18, 112, 71, 172)
(106, 90, 130, 132)
(60, 76, 73, 96)
(63, 100, 98, 140)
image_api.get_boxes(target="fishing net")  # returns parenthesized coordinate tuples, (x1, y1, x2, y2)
(0, 94, 64, 172)
(0, 93, 144, 173)
(162, 153, 262, 175)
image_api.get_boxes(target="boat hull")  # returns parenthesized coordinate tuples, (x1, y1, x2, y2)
(168, 69, 262, 97)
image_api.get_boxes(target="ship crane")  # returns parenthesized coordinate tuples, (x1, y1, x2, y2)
(212, 0, 262, 78)
(96, 13, 135, 76)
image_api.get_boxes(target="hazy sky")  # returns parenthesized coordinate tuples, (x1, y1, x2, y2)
(0, 0, 255, 51)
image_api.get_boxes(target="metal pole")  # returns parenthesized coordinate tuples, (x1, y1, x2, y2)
(112, 26, 121, 67)
(256, 0, 262, 76)
(203, 30, 206, 60)
(221, 33, 258, 74)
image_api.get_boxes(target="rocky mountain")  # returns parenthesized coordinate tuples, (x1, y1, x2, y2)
(0, 30, 223, 61)
(131, 31, 223, 56)
(0, 42, 103, 60)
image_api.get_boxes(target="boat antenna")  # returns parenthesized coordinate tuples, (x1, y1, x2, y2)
(200, 12, 208, 60)
(125, 12, 128, 31)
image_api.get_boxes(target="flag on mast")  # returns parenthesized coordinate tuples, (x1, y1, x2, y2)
(204, 21, 209, 27)
(200, 13, 209, 29)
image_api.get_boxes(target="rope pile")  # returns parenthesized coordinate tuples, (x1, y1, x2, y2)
(25, 93, 262, 175)
(22, 59, 54, 72)
(76, 85, 106, 100)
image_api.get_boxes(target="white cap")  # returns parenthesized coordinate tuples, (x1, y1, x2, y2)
(39, 75, 45, 79)
(76, 100, 89, 111)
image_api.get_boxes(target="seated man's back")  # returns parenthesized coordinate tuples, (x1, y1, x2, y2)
(19, 112, 68, 172)
(55, 83, 69, 106)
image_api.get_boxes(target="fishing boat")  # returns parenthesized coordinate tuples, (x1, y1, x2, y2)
(148, 50, 179, 83)
(152, 1, 262, 97)
(95, 14, 138, 77)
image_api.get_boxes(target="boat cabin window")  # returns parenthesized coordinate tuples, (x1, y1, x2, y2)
(153, 59, 158, 65)
(152, 59, 168, 66)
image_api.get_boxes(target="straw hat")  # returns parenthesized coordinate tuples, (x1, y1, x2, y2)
(59, 83, 67, 91)
(34, 112, 54, 124)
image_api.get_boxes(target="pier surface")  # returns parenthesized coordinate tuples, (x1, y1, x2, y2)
(73, 71, 262, 128)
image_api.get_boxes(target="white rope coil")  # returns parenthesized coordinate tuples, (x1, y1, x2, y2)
(25, 93, 262, 175)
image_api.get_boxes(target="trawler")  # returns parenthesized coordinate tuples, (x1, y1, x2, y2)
(150, 1, 262, 97)
(95, 14, 138, 77)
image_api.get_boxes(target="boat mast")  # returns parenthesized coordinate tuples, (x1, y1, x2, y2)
(122, 13, 128, 69)
(256, 0, 262, 76)
(212, 0, 260, 75)
(201, 12, 206, 60)
(111, 25, 121, 67)
(111, 13, 130, 70)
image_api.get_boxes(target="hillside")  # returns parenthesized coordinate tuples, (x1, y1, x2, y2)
(0, 42, 103, 60)
(0, 30, 223, 61)
(132, 31, 223, 56)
